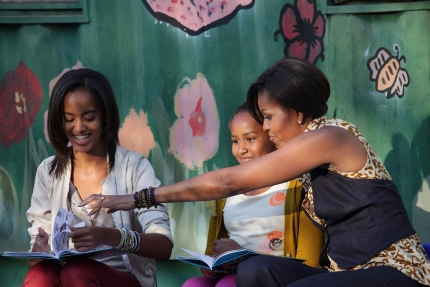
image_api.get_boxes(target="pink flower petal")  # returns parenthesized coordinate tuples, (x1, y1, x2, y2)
(313, 14, 325, 38)
(282, 8, 300, 40)
(297, 0, 314, 22)
(170, 74, 219, 170)
(145, 0, 252, 33)
(288, 40, 307, 60)
(308, 39, 322, 64)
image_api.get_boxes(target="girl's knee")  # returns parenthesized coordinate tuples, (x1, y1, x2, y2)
(22, 261, 61, 287)
(182, 275, 221, 287)
(60, 258, 94, 281)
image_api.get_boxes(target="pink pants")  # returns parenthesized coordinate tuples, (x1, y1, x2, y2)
(182, 274, 236, 287)
(22, 258, 140, 287)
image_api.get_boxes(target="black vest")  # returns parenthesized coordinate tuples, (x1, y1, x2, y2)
(310, 167, 416, 269)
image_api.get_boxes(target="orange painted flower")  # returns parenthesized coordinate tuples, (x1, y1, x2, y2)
(169, 73, 219, 170)
(118, 108, 155, 158)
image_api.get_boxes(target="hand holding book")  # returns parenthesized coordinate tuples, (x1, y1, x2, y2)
(2, 207, 118, 261)
(32, 227, 52, 254)
(212, 238, 242, 256)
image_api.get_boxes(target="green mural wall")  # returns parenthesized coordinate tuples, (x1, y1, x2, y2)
(0, 0, 429, 285)
(325, 11, 430, 240)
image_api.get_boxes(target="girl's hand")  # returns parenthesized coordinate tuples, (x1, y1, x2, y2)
(68, 226, 119, 252)
(212, 238, 241, 256)
(78, 194, 135, 215)
(32, 227, 52, 253)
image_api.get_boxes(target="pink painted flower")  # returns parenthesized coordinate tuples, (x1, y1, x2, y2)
(44, 61, 84, 143)
(169, 73, 219, 169)
(142, 0, 253, 35)
(275, 0, 326, 64)
(118, 108, 155, 158)
(0, 62, 42, 148)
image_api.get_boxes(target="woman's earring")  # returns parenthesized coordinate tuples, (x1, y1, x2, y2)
(67, 141, 72, 147)
(298, 121, 302, 125)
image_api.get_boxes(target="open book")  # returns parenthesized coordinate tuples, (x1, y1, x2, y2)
(2, 207, 117, 261)
(175, 248, 305, 274)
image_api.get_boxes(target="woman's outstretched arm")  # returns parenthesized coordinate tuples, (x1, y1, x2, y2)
(81, 127, 366, 210)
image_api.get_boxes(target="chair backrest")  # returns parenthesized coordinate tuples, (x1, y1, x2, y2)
(422, 243, 430, 257)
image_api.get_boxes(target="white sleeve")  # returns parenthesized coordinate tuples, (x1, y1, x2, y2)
(132, 157, 173, 244)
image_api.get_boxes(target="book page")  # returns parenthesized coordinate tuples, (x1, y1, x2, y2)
(212, 248, 253, 266)
(52, 207, 74, 255)
(181, 248, 215, 267)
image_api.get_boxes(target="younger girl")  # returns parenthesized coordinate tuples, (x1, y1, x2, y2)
(181, 103, 324, 287)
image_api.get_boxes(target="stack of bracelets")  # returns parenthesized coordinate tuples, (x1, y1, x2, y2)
(133, 186, 164, 209)
(115, 227, 140, 253)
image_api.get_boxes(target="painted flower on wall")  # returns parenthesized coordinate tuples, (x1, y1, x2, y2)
(44, 61, 84, 143)
(274, 0, 326, 64)
(119, 108, 155, 158)
(169, 73, 219, 170)
(0, 62, 42, 148)
(142, 0, 254, 36)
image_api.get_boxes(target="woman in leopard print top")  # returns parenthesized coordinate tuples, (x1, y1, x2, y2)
(82, 58, 430, 286)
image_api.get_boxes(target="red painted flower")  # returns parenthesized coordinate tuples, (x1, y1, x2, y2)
(275, 0, 326, 64)
(0, 62, 42, 148)
(188, 97, 206, 137)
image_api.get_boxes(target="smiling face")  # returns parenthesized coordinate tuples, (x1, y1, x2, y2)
(230, 112, 276, 164)
(63, 89, 105, 157)
(258, 92, 304, 148)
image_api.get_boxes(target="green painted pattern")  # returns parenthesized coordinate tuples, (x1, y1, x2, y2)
(0, 0, 429, 286)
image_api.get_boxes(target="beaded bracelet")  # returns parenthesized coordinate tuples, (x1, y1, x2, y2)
(133, 187, 164, 209)
(132, 231, 140, 253)
(115, 228, 127, 250)
(115, 227, 140, 253)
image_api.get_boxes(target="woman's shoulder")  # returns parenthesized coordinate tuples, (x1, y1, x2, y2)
(308, 117, 362, 135)
(38, 155, 56, 171)
(306, 118, 367, 147)
(115, 146, 147, 162)
(321, 118, 366, 139)
(114, 146, 155, 174)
